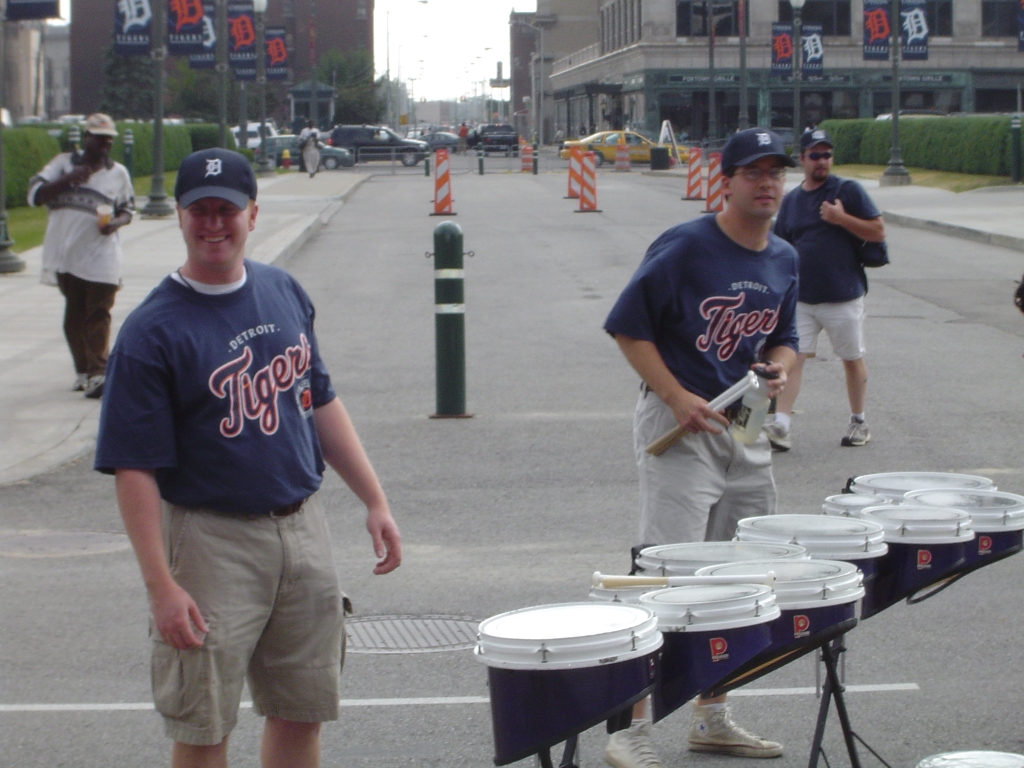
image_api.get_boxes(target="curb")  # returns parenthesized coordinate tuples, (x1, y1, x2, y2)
(884, 210, 1024, 253)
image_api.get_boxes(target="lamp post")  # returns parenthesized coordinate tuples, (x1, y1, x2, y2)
(880, 0, 911, 185)
(0, 4, 23, 273)
(123, 128, 135, 179)
(253, 0, 275, 176)
(510, 19, 548, 145)
(790, 0, 805, 147)
(738, 0, 749, 130)
(216, 0, 228, 146)
(309, 0, 318, 129)
(141, 0, 175, 217)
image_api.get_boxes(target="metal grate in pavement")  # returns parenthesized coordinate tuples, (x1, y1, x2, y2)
(345, 615, 479, 654)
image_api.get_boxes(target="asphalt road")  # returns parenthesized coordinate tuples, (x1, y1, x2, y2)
(3, 169, 1024, 767)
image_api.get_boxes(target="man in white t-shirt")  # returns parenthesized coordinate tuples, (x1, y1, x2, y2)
(28, 113, 135, 399)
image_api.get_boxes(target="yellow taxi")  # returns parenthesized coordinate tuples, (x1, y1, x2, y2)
(558, 130, 687, 166)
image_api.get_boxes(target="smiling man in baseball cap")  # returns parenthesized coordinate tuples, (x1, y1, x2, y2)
(602, 127, 798, 766)
(96, 147, 402, 767)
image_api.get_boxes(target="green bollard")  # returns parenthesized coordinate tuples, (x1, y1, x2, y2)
(431, 221, 471, 417)
(425, 154, 431, 177)
(1012, 115, 1021, 183)
(478, 148, 484, 175)
(532, 141, 539, 175)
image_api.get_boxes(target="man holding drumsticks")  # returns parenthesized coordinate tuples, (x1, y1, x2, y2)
(603, 128, 799, 767)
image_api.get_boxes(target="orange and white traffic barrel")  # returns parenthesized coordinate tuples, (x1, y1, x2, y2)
(614, 138, 630, 171)
(703, 151, 723, 213)
(431, 148, 456, 216)
(521, 143, 533, 172)
(565, 147, 583, 199)
(686, 148, 703, 200)
(575, 151, 601, 213)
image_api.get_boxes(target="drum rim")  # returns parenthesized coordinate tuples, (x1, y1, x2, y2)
(851, 471, 994, 497)
(738, 514, 886, 536)
(860, 504, 975, 544)
(640, 583, 781, 632)
(637, 541, 809, 562)
(915, 751, 1024, 768)
(904, 488, 1024, 530)
(694, 559, 865, 609)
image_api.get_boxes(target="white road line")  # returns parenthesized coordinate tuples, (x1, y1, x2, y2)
(0, 686, 917, 713)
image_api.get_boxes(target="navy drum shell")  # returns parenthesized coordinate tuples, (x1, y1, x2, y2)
(863, 540, 966, 618)
(487, 651, 657, 765)
(963, 528, 1023, 571)
(651, 621, 773, 723)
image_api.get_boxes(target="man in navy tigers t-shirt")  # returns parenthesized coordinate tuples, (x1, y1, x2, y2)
(95, 149, 401, 767)
(603, 129, 798, 767)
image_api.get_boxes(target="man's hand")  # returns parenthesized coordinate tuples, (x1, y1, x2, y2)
(366, 503, 402, 575)
(64, 164, 92, 188)
(149, 580, 208, 650)
(99, 213, 130, 236)
(664, 388, 731, 435)
(820, 197, 845, 225)
(758, 360, 788, 399)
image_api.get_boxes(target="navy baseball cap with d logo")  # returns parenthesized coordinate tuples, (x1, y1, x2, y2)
(175, 148, 257, 209)
(721, 128, 797, 175)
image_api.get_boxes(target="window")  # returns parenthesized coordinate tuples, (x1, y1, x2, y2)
(777, 1, 851, 36)
(676, 1, 749, 37)
(924, 0, 952, 36)
(982, 0, 1019, 37)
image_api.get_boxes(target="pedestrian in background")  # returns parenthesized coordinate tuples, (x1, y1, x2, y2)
(298, 119, 320, 177)
(457, 122, 469, 154)
(28, 112, 134, 400)
(95, 148, 401, 768)
(766, 128, 885, 450)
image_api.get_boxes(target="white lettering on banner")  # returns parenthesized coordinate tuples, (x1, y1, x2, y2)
(118, 0, 151, 32)
(209, 334, 313, 437)
(803, 33, 824, 62)
(696, 293, 780, 361)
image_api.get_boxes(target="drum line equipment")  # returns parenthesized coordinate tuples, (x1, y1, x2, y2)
(474, 472, 1024, 768)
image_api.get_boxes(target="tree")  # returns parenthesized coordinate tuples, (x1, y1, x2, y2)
(316, 49, 382, 125)
(99, 47, 156, 120)
(166, 60, 220, 121)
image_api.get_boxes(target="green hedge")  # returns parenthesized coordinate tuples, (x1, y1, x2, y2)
(820, 116, 1012, 176)
(188, 124, 240, 153)
(3, 127, 61, 208)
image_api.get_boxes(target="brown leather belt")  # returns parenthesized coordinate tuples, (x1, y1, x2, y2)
(269, 497, 307, 519)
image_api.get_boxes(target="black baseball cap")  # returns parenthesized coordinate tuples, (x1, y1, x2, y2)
(800, 128, 834, 151)
(175, 148, 257, 209)
(721, 128, 797, 175)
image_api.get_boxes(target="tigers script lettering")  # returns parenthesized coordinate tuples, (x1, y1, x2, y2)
(695, 293, 779, 361)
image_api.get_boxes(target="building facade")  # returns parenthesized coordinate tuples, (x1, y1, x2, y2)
(4, 21, 45, 121)
(550, 0, 1024, 141)
(71, 0, 374, 115)
(44, 23, 71, 118)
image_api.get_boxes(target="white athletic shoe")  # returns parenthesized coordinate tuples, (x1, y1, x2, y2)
(841, 419, 871, 447)
(605, 722, 664, 768)
(762, 421, 792, 451)
(688, 705, 783, 758)
(72, 373, 88, 391)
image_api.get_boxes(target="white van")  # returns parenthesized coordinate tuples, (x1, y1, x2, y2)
(231, 121, 279, 150)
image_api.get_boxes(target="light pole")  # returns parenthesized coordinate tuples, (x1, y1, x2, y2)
(707, 5, 717, 141)
(881, 0, 911, 185)
(0, 2, 23, 273)
(216, 0, 228, 147)
(510, 19, 547, 144)
(309, 0, 318, 129)
(254, 0, 275, 176)
(738, 0, 749, 130)
(141, 0, 175, 217)
(790, 0, 805, 146)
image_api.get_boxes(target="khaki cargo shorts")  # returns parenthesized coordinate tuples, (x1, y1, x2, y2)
(152, 495, 348, 746)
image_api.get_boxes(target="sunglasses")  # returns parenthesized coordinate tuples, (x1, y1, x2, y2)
(737, 167, 788, 181)
(807, 151, 833, 161)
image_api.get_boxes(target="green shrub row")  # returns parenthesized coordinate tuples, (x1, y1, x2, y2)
(6, 122, 240, 209)
(819, 116, 1012, 176)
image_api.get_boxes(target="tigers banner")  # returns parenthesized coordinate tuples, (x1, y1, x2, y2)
(5, 0, 59, 20)
(802, 24, 824, 73)
(265, 27, 288, 80)
(900, 0, 928, 60)
(228, 1, 257, 79)
(863, 0, 890, 61)
(114, 0, 152, 55)
(168, 0, 208, 55)
(771, 23, 793, 75)
(187, 2, 217, 69)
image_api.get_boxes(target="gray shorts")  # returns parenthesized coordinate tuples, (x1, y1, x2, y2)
(153, 494, 347, 745)
(634, 390, 776, 546)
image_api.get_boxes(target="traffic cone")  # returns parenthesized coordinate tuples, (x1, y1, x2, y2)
(703, 152, 724, 213)
(521, 142, 533, 173)
(685, 148, 703, 200)
(575, 151, 601, 213)
(614, 136, 630, 171)
(565, 147, 583, 199)
(430, 148, 456, 216)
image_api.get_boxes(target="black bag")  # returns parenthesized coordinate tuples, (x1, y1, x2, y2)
(838, 180, 889, 268)
(1013, 274, 1024, 314)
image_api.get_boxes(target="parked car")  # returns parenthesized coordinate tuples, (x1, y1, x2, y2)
(558, 130, 685, 166)
(231, 121, 279, 150)
(420, 130, 460, 153)
(328, 124, 429, 165)
(262, 134, 354, 170)
(475, 123, 520, 154)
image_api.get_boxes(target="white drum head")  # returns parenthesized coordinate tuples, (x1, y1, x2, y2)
(636, 541, 808, 576)
(736, 514, 887, 560)
(695, 559, 865, 609)
(639, 583, 780, 632)
(851, 472, 994, 501)
(475, 602, 662, 670)
(904, 489, 1024, 532)
(822, 494, 889, 517)
(860, 504, 974, 544)
(588, 584, 655, 605)
(916, 752, 1024, 768)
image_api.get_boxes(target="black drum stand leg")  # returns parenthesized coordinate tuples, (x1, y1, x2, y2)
(537, 747, 554, 768)
(808, 637, 863, 768)
(559, 735, 580, 768)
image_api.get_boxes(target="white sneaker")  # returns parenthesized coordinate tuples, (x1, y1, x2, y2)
(762, 421, 791, 451)
(83, 375, 105, 400)
(688, 705, 783, 758)
(605, 722, 664, 768)
(72, 373, 88, 392)
(841, 419, 870, 447)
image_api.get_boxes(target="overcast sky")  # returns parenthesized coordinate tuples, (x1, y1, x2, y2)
(56, 0, 533, 103)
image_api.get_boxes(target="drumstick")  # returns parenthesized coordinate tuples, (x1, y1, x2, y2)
(593, 571, 776, 590)
(645, 371, 758, 456)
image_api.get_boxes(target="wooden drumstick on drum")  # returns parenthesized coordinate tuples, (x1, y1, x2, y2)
(592, 571, 776, 590)
(645, 371, 758, 456)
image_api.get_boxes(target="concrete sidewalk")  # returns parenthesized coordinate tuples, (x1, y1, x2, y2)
(0, 170, 366, 485)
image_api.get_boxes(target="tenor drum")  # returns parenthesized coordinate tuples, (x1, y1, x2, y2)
(916, 752, 1024, 768)
(588, 583, 657, 605)
(639, 584, 780, 722)
(849, 472, 994, 502)
(475, 602, 662, 766)
(858, 505, 974, 617)
(635, 541, 808, 577)
(692, 559, 864, 695)
(822, 493, 889, 517)
(904, 488, 1024, 574)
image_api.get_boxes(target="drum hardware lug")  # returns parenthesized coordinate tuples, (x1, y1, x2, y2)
(540, 642, 549, 663)
(630, 630, 638, 650)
